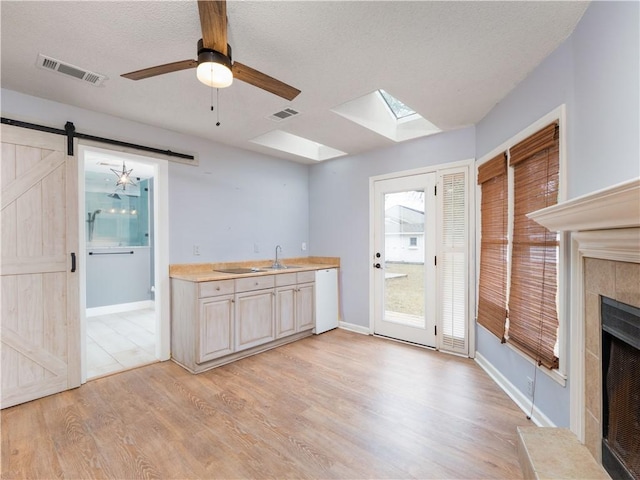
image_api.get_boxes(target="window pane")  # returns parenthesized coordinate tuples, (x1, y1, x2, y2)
(379, 89, 417, 119)
(384, 190, 425, 327)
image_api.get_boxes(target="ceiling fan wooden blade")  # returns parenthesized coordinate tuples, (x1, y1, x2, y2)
(232, 62, 301, 101)
(121, 60, 198, 80)
(198, 0, 227, 55)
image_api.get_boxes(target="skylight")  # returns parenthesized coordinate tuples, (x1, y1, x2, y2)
(378, 89, 416, 119)
(331, 89, 441, 142)
(250, 130, 346, 162)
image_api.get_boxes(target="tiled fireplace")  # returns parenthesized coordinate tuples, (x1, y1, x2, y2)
(583, 258, 639, 465)
(529, 178, 640, 477)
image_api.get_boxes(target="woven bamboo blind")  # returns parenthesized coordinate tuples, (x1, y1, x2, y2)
(477, 153, 508, 341)
(507, 123, 559, 369)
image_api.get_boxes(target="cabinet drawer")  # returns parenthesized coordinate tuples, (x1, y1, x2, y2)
(235, 275, 275, 292)
(275, 272, 297, 287)
(199, 280, 234, 298)
(296, 270, 316, 284)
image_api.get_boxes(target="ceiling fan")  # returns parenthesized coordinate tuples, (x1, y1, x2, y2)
(121, 0, 300, 101)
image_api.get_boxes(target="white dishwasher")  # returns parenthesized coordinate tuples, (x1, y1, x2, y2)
(314, 268, 339, 334)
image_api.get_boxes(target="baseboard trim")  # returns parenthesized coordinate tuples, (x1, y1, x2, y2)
(87, 300, 154, 317)
(338, 321, 370, 335)
(475, 351, 556, 428)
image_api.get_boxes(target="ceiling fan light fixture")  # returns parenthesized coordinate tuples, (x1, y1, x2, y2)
(197, 50, 233, 88)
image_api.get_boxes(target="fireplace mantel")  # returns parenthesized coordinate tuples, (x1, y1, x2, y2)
(528, 178, 640, 233)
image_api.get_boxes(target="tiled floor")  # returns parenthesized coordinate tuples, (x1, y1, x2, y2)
(86, 307, 157, 379)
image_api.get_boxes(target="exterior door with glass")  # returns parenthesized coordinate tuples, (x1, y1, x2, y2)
(373, 173, 436, 347)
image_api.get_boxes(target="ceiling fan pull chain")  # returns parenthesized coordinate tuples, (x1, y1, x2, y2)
(216, 88, 221, 127)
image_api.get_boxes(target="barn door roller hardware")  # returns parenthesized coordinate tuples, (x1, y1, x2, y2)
(1, 117, 195, 160)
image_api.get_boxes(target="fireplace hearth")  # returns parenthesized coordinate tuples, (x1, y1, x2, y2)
(601, 297, 640, 480)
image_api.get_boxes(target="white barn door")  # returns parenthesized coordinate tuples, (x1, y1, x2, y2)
(1, 124, 80, 408)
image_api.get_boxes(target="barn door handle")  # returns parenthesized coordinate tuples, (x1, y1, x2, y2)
(70, 252, 76, 273)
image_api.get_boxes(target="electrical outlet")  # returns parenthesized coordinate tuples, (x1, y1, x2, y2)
(301, 242, 307, 251)
(254, 243, 260, 253)
(526, 377, 534, 397)
(193, 244, 200, 256)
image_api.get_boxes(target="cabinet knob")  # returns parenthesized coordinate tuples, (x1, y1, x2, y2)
(216, 287, 220, 291)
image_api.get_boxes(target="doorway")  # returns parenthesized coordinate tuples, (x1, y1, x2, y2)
(79, 145, 170, 381)
(372, 173, 437, 347)
(371, 164, 471, 355)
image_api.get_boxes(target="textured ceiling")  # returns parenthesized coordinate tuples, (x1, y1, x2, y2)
(0, 1, 589, 164)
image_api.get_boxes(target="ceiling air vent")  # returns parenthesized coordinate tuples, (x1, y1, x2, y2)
(36, 54, 107, 86)
(267, 107, 300, 122)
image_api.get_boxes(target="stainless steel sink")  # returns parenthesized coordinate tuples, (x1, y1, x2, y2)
(214, 267, 264, 274)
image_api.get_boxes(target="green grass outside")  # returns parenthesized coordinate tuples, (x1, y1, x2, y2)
(384, 262, 425, 317)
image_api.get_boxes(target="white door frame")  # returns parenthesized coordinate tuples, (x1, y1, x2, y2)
(369, 159, 476, 355)
(78, 144, 170, 383)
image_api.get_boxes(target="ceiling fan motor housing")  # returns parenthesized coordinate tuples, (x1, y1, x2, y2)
(197, 39, 232, 67)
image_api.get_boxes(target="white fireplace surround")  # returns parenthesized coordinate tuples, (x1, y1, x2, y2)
(528, 177, 640, 447)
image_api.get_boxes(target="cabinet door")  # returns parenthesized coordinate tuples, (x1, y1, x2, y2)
(296, 283, 315, 332)
(276, 286, 296, 338)
(198, 295, 234, 363)
(235, 290, 275, 351)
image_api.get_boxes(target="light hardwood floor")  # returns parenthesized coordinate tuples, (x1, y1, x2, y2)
(2, 329, 531, 479)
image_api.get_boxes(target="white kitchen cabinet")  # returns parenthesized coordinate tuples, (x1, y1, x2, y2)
(198, 294, 234, 363)
(235, 289, 275, 351)
(296, 283, 315, 331)
(171, 268, 325, 374)
(171, 278, 236, 372)
(275, 273, 297, 338)
(278, 272, 315, 336)
(276, 286, 296, 338)
(234, 275, 276, 351)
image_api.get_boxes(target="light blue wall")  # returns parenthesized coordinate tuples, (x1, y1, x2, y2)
(475, 40, 575, 162)
(168, 142, 309, 263)
(0, 89, 310, 264)
(475, 1, 640, 427)
(309, 127, 476, 328)
(570, 0, 640, 198)
(477, 1, 640, 198)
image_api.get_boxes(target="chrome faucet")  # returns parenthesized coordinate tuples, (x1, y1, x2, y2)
(273, 245, 283, 269)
